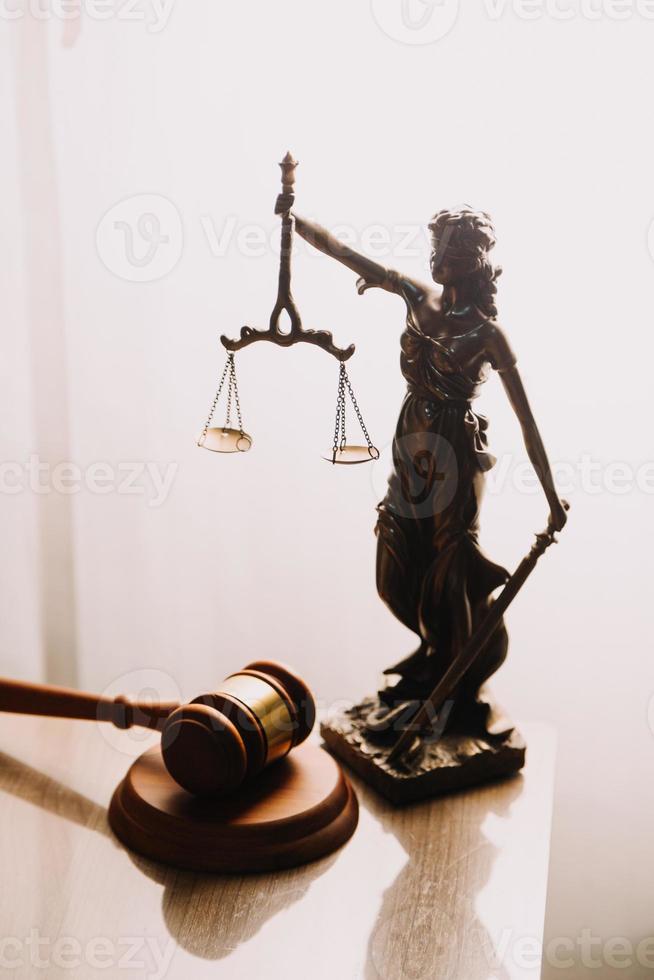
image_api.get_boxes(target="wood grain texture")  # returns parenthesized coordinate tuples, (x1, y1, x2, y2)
(109, 743, 359, 872)
(0, 714, 555, 979)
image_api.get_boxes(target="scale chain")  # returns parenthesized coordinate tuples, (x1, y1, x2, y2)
(200, 355, 232, 442)
(225, 365, 234, 429)
(200, 352, 247, 443)
(331, 361, 378, 460)
(332, 362, 346, 455)
(338, 365, 346, 450)
(342, 365, 374, 453)
(229, 355, 246, 438)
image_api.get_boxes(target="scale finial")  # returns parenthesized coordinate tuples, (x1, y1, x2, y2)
(279, 151, 298, 190)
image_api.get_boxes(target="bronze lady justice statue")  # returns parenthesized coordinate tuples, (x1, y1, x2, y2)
(282, 199, 568, 798)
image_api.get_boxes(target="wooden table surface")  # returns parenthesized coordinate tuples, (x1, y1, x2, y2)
(0, 715, 555, 980)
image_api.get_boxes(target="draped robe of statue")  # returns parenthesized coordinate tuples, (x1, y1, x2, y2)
(374, 274, 517, 719)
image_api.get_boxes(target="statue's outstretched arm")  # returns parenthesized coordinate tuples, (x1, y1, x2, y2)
(290, 211, 431, 302)
(293, 213, 389, 285)
(490, 325, 567, 532)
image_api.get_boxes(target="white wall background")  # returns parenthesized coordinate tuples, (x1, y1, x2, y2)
(2, 1, 654, 976)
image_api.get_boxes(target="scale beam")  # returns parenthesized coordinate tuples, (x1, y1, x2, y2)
(221, 153, 355, 363)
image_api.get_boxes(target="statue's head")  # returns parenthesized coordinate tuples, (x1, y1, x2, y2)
(428, 207, 501, 318)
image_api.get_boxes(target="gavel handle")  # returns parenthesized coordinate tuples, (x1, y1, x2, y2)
(0, 677, 179, 731)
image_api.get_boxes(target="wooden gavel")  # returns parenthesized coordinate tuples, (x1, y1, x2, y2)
(0, 660, 315, 797)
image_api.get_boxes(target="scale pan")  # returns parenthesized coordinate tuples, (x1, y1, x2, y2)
(323, 446, 380, 465)
(198, 428, 253, 453)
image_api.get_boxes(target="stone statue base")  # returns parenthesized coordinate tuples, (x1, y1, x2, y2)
(320, 694, 526, 805)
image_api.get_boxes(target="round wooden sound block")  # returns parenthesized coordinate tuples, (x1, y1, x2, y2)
(108, 742, 358, 873)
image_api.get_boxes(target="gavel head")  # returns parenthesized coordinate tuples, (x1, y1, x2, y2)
(160, 660, 316, 797)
